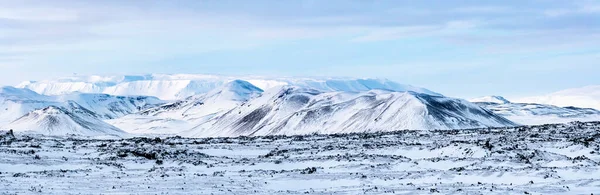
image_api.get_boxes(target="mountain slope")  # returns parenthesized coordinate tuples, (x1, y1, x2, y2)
(0, 87, 61, 125)
(0, 87, 164, 126)
(139, 80, 262, 120)
(107, 80, 263, 134)
(17, 74, 441, 100)
(516, 85, 600, 110)
(472, 96, 600, 125)
(2, 106, 125, 136)
(183, 87, 515, 137)
(55, 93, 164, 119)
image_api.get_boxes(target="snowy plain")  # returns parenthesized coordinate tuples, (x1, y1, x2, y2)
(1, 121, 599, 194)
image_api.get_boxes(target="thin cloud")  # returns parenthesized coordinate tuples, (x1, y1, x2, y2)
(0, 7, 79, 21)
(0, 0, 598, 95)
(544, 2, 600, 17)
(351, 20, 478, 42)
(452, 6, 511, 14)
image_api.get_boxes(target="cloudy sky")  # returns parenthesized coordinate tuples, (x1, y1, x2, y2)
(0, 0, 599, 98)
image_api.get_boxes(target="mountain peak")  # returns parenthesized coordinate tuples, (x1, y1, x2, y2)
(470, 96, 510, 104)
(222, 80, 264, 93)
(205, 80, 263, 102)
(38, 105, 66, 114)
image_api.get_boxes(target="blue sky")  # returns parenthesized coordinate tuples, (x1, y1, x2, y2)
(0, 0, 599, 98)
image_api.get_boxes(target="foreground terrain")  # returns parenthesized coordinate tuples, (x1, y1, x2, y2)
(1, 122, 600, 194)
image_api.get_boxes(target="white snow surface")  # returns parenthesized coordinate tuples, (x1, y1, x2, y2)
(1, 122, 599, 194)
(472, 96, 600, 125)
(516, 85, 600, 110)
(17, 74, 441, 100)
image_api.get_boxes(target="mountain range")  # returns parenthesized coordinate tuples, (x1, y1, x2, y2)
(17, 74, 440, 100)
(515, 85, 600, 110)
(471, 96, 600, 125)
(1, 74, 598, 137)
(182, 85, 515, 137)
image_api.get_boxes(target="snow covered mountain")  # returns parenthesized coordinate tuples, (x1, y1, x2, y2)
(516, 85, 600, 110)
(2, 106, 125, 136)
(472, 96, 600, 125)
(4, 76, 529, 138)
(55, 93, 164, 119)
(0, 86, 164, 126)
(17, 74, 441, 100)
(139, 80, 262, 120)
(0, 87, 57, 125)
(182, 87, 515, 137)
(107, 80, 263, 134)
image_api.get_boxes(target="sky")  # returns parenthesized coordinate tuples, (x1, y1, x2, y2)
(0, 0, 599, 99)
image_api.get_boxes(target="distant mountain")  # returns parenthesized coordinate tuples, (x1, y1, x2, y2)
(55, 93, 164, 119)
(472, 96, 600, 125)
(2, 106, 125, 136)
(516, 85, 600, 110)
(181, 87, 515, 137)
(0, 86, 163, 126)
(16, 74, 441, 100)
(470, 96, 511, 104)
(0, 87, 57, 125)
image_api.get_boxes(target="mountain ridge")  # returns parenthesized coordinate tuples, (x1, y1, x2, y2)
(516, 85, 600, 110)
(0, 87, 164, 127)
(181, 86, 515, 137)
(17, 74, 441, 100)
(472, 96, 600, 125)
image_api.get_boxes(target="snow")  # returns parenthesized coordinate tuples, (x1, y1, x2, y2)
(2, 106, 125, 136)
(472, 97, 600, 125)
(0, 87, 164, 127)
(3, 80, 517, 137)
(17, 74, 442, 100)
(182, 86, 515, 137)
(109, 80, 263, 134)
(55, 92, 164, 119)
(105, 115, 191, 135)
(1, 121, 599, 194)
(516, 85, 600, 110)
